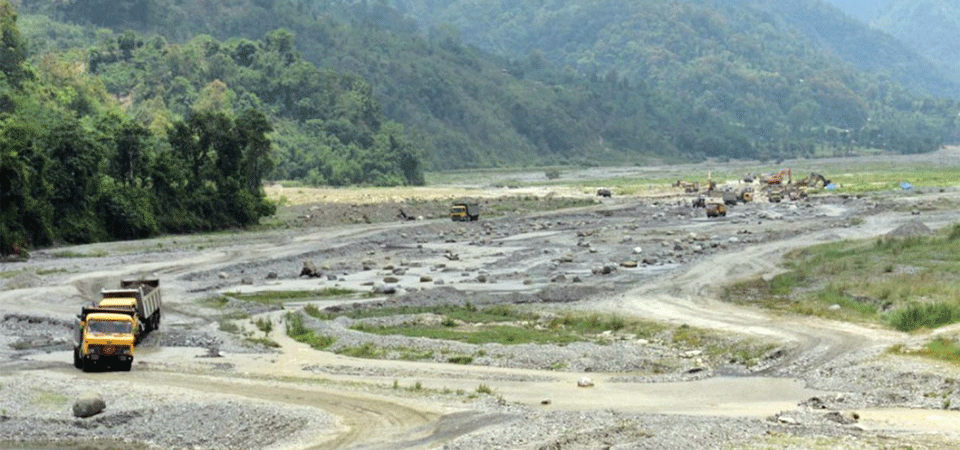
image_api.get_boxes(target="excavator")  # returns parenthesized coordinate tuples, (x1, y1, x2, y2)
(675, 179, 700, 193)
(759, 169, 791, 186)
(796, 172, 831, 188)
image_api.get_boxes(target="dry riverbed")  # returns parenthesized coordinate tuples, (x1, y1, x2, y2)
(3, 153, 960, 449)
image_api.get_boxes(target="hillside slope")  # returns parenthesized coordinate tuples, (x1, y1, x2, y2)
(820, 0, 960, 86)
(13, 0, 960, 173)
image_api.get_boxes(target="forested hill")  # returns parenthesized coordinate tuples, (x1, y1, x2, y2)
(390, 0, 960, 98)
(11, 0, 960, 172)
(872, 1, 960, 85)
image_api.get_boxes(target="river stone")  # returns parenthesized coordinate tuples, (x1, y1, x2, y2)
(300, 260, 321, 278)
(73, 391, 106, 418)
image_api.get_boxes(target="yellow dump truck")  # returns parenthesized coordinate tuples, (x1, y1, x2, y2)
(73, 306, 137, 371)
(450, 203, 480, 221)
(73, 279, 162, 371)
(99, 278, 162, 340)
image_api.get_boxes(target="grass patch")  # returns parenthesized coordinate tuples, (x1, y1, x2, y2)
(447, 355, 474, 364)
(337, 342, 383, 358)
(349, 307, 666, 346)
(49, 250, 107, 258)
(922, 338, 960, 364)
(399, 348, 435, 361)
(33, 391, 69, 406)
(255, 317, 273, 334)
(218, 321, 240, 333)
(723, 225, 960, 330)
(329, 303, 538, 322)
(226, 288, 356, 305)
(285, 312, 336, 349)
(245, 337, 280, 348)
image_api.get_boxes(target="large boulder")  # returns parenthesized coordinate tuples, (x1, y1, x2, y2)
(72, 391, 106, 418)
(300, 260, 321, 278)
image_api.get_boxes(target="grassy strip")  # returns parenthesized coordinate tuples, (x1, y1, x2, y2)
(891, 338, 960, 365)
(353, 322, 585, 345)
(347, 305, 666, 346)
(723, 224, 960, 331)
(225, 288, 356, 306)
(307, 303, 538, 322)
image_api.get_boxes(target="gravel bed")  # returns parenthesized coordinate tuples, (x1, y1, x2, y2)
(0, 373, 335, 450)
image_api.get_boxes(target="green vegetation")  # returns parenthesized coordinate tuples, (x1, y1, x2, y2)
(724, 224, 960, 331)
(218, 320, 240, 334)
(337, 342, 383, 359)
(285, 312, 335, 350)
(226, 288, 356, 306)
(392, 0, 959, 158)
(892, 338, 960, 365)
(255, 317, 273, 334)
(2, 1, 278, 256)
(890, 304, 960, 333)
(337, 304, 771, 366)
(329, 303, 538, 323)
(11, 0, 958, 178)
(245, 337, 280, 348)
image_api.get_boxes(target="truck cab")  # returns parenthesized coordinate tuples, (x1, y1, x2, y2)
(74, 308, 137, 371)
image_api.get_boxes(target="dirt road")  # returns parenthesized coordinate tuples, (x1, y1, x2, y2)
(4, 158, 960, 449)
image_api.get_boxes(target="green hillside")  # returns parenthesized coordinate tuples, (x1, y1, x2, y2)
(386, 0, 959, 150)
(820, 0, 960, 84)
(873, 1, 960, 84)
(8, 0, 960, 170)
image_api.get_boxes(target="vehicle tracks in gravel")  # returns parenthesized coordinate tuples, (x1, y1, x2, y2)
(74, 369, 463, 450)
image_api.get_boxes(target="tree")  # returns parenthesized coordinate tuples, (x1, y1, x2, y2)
(0, 1, 31, 87)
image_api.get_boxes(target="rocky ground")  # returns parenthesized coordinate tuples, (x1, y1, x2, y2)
(3, 152, 960, 449)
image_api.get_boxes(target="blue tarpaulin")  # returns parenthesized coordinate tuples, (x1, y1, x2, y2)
(900, 182, 913, 190)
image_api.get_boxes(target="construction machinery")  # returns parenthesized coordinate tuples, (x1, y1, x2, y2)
(796, 172, 831, 188)
(450, 203, 480, 221)
(675, 180, 700, 193)
(760, 169, 791, 186)
(705, 202, 727, 217)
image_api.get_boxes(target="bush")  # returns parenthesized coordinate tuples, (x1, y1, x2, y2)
(890, 302, 960, 332)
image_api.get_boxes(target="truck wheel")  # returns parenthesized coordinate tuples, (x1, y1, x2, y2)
(73, 348, 83, 369)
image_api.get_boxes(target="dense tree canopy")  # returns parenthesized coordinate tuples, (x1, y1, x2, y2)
(1, 1, 277, 255)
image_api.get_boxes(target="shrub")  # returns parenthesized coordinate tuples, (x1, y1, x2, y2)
(890, 302, 960, 332)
